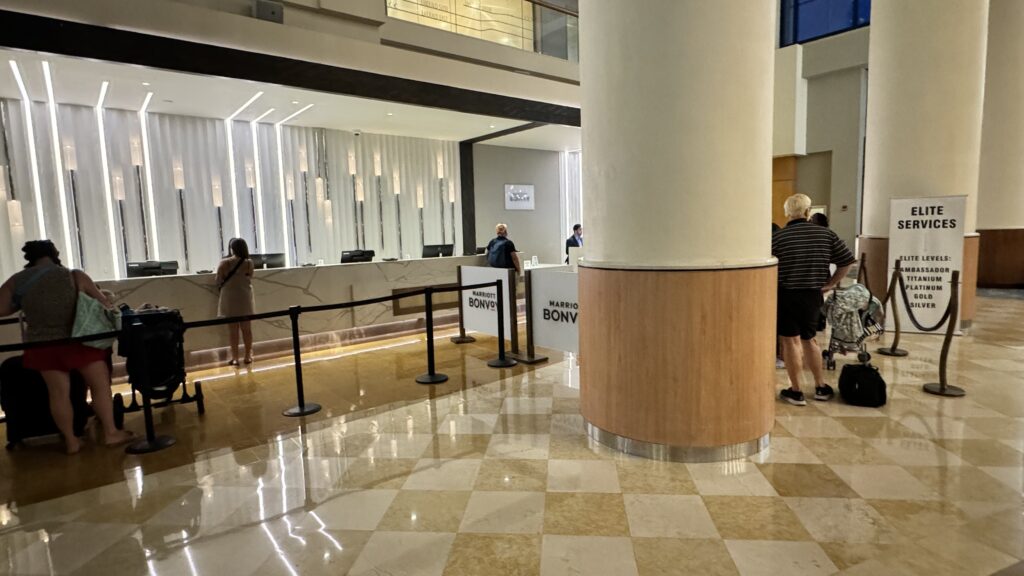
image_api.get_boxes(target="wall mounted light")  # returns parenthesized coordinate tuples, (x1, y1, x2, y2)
(225, 91, 263, 239)
(251, 107, 274, 253)
(416, 182, 425, 249)
(42, 61, 74, 267)
(436, 153, 446, 245)
(139, 91, 159, 260)
(393, 171, 403, 258)
(448, 179, 456, 249)
(348, 151, 359, 249)
(172, 161, 189, 271)
(94, 80, 120, 278)
(275, 104, 313, 262)
(112, 169, 129, 269)
(8, 61, 45, 238)
(373, 152, 384, 254)
(211, 176, 224, 254)
(62, 139, 85, 267)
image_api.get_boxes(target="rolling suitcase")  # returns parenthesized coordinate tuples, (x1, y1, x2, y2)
(0, 356, 92, 449)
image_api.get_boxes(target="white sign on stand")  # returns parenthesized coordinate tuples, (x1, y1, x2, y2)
(887, 196, 966, 334)
(460, 265, 513, 339)
(529, 266, 579, 354)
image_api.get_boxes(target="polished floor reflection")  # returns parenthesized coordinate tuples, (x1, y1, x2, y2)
(1, 295, 1024, 575)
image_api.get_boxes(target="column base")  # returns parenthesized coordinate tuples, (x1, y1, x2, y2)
(586, 421, 768, 463)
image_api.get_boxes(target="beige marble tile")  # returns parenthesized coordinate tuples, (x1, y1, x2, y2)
(631, 538, 739, 576)
(934, 438, 1024, 466)
(725, 540, 837, 576)
(338, 458, 420, 490)
(543, 493, 630, 536)
(403, 459, 482, 491)
(829, 465, 940, 501)
(894, 416, 989, 439)
(459, 491, 545, 534)
(297, 489, 399, 531)
(756, 464, 859, 498)
(905, 465, 1022, 503)
(2, 522, 138, 576)
(785, 497, 898, 543)
(703, 496, 811, 541)
(549, 414, 586, 435)
(798, 437, 896, 465)
(501, 398, 553, 414)
(616, 460, 698, 494)
(747, 437, 822, 465)
(623, 494, 718, 538)
(377, 490, 470, 532)
(486, 434, 551, 460)
(248, 528, 373, 576)
(444, 533, 541, 576)
(548, 434, 619, 460)
(776, 416, 857, 438)
(422, 434, 493, 459)
(817, 542, 896, 572)
(915, 533, 1019, 575)
(687, 462, 778, 497)
(436, 414, 499, 435)
(865, 437, 965, 466)
(539, 535, 638, 576)
(551, 397, 581, 414)
(474, 459, 549, 492)
(867, 499, 968, 540)
(833, 417, 924, 439)
(494, 414, 554, 435)
(547, 460, 621, 493)
(349, 531, 456, 576)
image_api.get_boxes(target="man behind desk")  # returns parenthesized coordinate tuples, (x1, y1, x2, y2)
(487, 223, 521, 274)
(565, 224, 582, 263)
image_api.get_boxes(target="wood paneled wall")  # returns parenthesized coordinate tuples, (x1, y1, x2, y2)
(772, 156, 798, 227)
(978, 229, 1024, 288)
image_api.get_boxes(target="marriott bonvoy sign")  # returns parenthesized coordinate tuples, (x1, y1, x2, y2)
(887, 196, 966, 334)
(530, 267, 579, 354)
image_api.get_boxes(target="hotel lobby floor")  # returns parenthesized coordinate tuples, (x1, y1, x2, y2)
(2, 295, 1024, 575)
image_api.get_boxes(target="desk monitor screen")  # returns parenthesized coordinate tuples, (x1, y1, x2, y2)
(251, 253, 286, 269)
(422, 244, 454, 258)
(126, 260, 179, 278)
(341, 250, 375, 263)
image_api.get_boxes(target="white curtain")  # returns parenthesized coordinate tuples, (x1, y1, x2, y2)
(0, 99, 463, 280)
(562, 150, 582, 239)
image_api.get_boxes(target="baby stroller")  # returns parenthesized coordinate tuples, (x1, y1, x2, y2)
(821, 283, 884, 370)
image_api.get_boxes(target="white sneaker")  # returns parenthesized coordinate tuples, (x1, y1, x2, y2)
(775, 359, 786, 369)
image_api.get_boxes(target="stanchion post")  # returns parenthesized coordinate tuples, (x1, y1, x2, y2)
(450, 266, 476, 344)
(488, 279, 517, 368)
(924, 270, 966, 397)
(417, 287, 449, 384)
(878, 258, 910, 357)
(283, 305, 323, 416)
(508, 268, 520, 355)
(509, 268, 548, 365)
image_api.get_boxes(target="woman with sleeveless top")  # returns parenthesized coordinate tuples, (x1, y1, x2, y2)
(0, 240, 132, 453)
(216, 238, 255, 366)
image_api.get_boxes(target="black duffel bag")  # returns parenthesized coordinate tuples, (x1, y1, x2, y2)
(838, 364, 887, 407)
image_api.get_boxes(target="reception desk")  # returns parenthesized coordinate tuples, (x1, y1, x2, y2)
(0, 256, 485, 367)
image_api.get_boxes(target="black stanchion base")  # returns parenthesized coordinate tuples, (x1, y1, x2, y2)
(450, 336, 476, 344)
(877, 347, 909, 357)
(508, 353, 548, 365)
(416, 373, 449, 384)
(923, 383, 966, 397)
(125, 435, 176, 455)
(488, 357, 518, 368)
(283, 403, 323, 417)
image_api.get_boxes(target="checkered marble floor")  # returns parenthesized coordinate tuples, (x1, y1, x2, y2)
(2, 295, 1024, 575)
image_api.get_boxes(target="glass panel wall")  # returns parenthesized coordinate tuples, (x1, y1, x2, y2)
(780, 0, 871, 47)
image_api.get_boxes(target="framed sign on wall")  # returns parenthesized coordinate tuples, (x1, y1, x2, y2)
(504, 184, 535, 210)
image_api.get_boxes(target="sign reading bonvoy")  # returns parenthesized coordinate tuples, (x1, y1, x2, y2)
(460, 265, 513, 339)
(504, 184, 535, 210)
(530, 266, 578, 354)
(887, 196, 966, 334)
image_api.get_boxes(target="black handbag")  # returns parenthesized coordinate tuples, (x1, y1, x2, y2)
(838, 364, 887, 407)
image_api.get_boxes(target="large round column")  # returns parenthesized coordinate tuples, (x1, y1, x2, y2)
(977, 0, 1024, 288)
(860, 0, 989, 324)
(578, 0, 776, 460)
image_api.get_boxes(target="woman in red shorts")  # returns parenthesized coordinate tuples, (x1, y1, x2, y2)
(0, 240, 132, 453)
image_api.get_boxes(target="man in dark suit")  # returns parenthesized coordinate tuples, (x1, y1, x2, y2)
(565, 224, 582, 263)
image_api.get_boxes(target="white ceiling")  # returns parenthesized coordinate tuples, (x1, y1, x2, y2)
(485, 124, 581, 152)
(0, 48, 583, 144)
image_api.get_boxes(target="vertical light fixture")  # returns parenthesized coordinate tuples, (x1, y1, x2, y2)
(138, 91, 159, 260)
(275, 103, 313, 268)
(355, 177, 366, 250)
(42, 61, 74, 267)
(348, 151, 359, 249)
(245, 161, 257, 250)
(94, 80, 120, 278)
(319, 177, 332, 257)
(8, 60, 44, 238)
(416, 182, 425, 249)
(299, 145, 311, 251)
(374, 152, 385, 255)
(448, 179, 456, 251)
(225, 91, 263, 239)
(393, 171, 403, 258)
(129, 136, 150, 259)
(436, 153, 446, 245)
(251, 107, 274, 253)
(112, 169, 129, 269)
(211, 176, 224, 254)
(1, 166, 23, 256)
(173, 161, 189, 271)
(62, 140, 85, 267)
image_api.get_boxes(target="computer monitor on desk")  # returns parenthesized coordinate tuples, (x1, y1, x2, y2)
(341, 250, 375, 263)
(250, 253, 286, 269)
(126, 261, 178, 278)
(422, 244, 454, 258)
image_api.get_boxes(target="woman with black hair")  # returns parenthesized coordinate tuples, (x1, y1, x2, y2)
(0, 240, 132, 453)
(216, 237, 255, 365)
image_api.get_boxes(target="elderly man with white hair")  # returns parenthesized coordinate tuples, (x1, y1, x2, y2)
(486, 223, 521, 274)
(772, 194, 856, 406)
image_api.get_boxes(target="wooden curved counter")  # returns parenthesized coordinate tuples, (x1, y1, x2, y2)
(579, 265, 776, 450)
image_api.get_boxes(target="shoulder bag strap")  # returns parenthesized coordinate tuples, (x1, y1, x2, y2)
(218, 258, 246, 290)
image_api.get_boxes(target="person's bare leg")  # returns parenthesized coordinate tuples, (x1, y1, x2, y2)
(801, 337, 824, 387)
(78, 360, 132, 445)
(781, 336, 804, 392)
(241, 321, 253, 363)
(40, 371, 80, 454)
(229, 323, 240, 363)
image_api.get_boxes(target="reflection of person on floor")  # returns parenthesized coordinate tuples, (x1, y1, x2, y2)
(773, 195, 855, 406)
(0, 240, 133, 454)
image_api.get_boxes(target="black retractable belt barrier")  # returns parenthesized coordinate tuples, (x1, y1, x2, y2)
(450, 266, 476, 344)
(877, 259, 910, 357)
(488, 279, 517, 368)
(282, 305, 322, 417)
(416, 287, 449, 385)
(922, 271, 966, 398)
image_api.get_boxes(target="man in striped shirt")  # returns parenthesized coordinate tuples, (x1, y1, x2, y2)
(772, 194, 856, 406)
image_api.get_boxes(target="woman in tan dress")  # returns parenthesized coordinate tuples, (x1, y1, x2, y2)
(216, 238, 255, 365)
